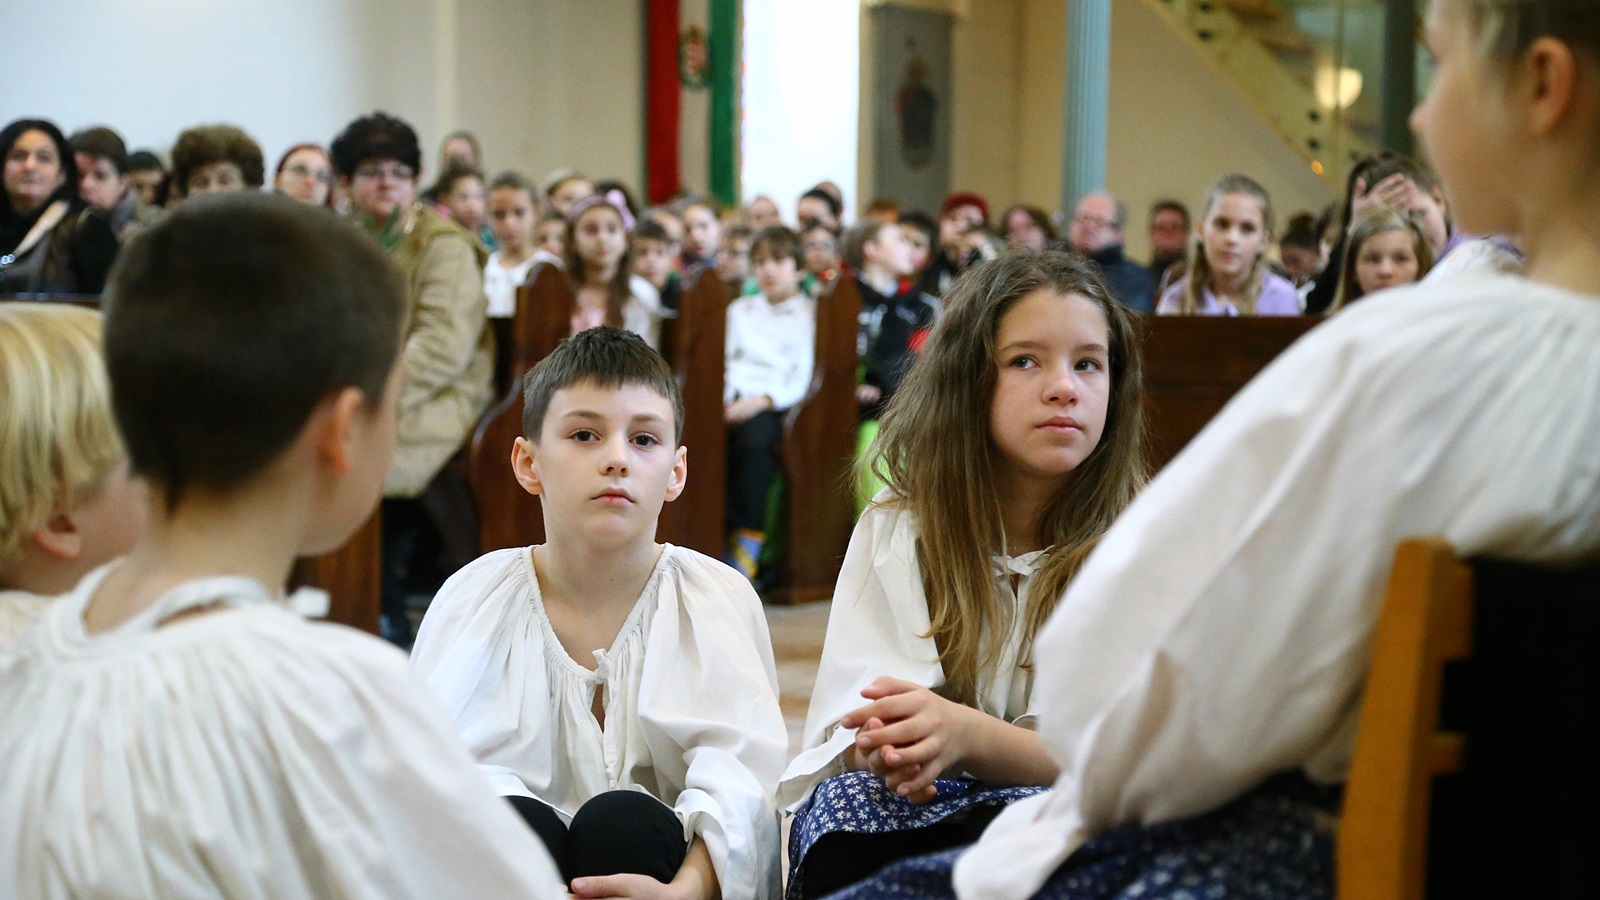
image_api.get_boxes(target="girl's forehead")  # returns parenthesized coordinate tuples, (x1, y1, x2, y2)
(1209, 193, 1265, 219)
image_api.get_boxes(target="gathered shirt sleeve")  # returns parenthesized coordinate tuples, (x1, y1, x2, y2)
(634, 551, 789, 900)
(953, 274, 1600, 899)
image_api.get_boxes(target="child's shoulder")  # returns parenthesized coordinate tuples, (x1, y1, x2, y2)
(658, 545, 767, 618)
(429, 547, 533, 612)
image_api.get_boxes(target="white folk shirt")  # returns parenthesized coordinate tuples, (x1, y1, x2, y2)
(410, 544, 789, 900)
(779, 499, 1045, 811)
(724, 292, 817, 410)
(954, 272, 1600, 899)
(0, 566, 567, 899)
(0, 588, 51, 649)
(482, 250, 542, 318)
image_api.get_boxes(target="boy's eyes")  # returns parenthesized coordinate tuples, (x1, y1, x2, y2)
(567, 428, 663, 447)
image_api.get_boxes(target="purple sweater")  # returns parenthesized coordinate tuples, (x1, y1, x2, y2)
(1156, 271, 1302, 316)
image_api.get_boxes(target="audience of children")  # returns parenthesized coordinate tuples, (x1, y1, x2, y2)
(1329, 207, 1435, 311)
(744, 194, 782, 231)
(1000, 204, 1055, 252)
(796, 187, 842, 231)
(632, 217, 683, 313)
(846, 221, 938, 421)
(123, 149, 166, 206)
(535, 208, 567, 259)
(565, 190, 665, 348)
(0, 303, 146, 646)
(331, 111, 495, 649)
(717, 223, 754, 294)
(681, 198, 723, 270)
(1157, 173, 1300, 316)
(782, 251, 1147, 898)
(721, 226, 817, 582)
(799, 220, 842, 295)
(482, 171, 547, 320)
(544, 169, 595, 217)
(410, 326, 787, 899)
(0, 194, 568, 898)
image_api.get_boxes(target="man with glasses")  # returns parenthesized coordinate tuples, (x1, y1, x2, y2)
(1067, 192, 1155, 314)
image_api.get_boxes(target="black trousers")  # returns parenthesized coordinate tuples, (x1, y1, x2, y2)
(380, 465, 479, 635)
(797, 805, 1004, 899)
(507, 791, 688, 886)
(726, 409, 785, 533)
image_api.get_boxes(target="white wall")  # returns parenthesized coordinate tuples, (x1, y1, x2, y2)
(2, 0, 642, 190)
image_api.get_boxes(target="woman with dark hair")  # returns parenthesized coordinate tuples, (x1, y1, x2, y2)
(1001, 204, 1056, 253)
(272, 143, 335, 208)
(331, 111, 494, 649)
(168, 124, 265, 202)
(0, 118, 114, 295)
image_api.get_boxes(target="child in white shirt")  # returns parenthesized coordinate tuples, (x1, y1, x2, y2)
(721, 225, 816, 580)
(0, 304, 146, 646)
(411, 326, 788, 899)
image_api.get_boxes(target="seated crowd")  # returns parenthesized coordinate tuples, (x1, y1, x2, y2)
(0, 3, 1596, 895)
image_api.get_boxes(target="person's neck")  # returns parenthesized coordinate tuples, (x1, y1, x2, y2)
(1517, 204, 1600, 298)
(993, 466, 1061, 557)
(535, 530, 662, 616)
(1211, 268, 1249, 300)
(81, 481, 307, 634)
(861, 265, 898, 296)
(497, 241, 533, 267)
(766, 284, 797, 304)
(9, 193, 48, 218)
(586, 263, 619, 291)
(0, 549, 92, 597)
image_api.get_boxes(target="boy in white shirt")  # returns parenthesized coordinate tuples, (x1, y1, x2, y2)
(411, 326, 788, 899)
(0, 193, 566, 898)
(721, 226, 817, 581)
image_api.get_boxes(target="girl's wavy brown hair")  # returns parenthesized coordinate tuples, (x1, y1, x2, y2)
(865, 251, 1148, 705)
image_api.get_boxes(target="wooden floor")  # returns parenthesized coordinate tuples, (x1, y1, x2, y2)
(764, 600, 832, 756)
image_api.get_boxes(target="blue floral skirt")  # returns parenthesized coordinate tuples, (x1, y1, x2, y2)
(818, 773, 1339, 899)
(788, 770, 1048, 899)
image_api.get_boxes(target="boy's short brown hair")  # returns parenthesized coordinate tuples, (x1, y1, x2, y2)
(749, 225, 803, 268)
(104, 192, 406, 511)
(521, 327, 683, 446)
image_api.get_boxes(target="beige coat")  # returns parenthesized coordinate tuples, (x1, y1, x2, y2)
(384, 205, 494, 498)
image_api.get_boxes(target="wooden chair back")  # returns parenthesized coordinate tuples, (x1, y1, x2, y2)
(655, 268, 728, 557)
(468, 263, 570, 553)
(769, 275, 862, 603)
(1340, 537, 1472, 900)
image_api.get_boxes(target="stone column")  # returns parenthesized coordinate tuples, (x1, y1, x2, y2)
(1061, 0, 1111, 213)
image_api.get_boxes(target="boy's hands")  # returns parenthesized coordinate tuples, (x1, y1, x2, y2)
(841, 676, 977, 804)
(569, 874, 682, 900)
(724, 395, 772, 424)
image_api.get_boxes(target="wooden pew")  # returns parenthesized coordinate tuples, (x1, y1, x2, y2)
(468, 264, 728, 557)
(655, 268, 728, 558)
(769, 274, 862, 604)
(469, 263, 571, 553)
(1140, 315, 1321, 469)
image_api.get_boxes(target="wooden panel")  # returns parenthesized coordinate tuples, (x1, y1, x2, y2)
(291, 509, 382, 634)
(656, 268, 728, 557)
(468, 263, 570, 553)
(771, 275, 862, 603)
(1140, 315, 1321, 469)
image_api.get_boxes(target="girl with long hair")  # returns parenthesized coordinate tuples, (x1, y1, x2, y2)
(780, 251, 1147, 898)
(1328, 208, 1435, 311)
(1157, 173, 1301, 316)
(563, 190, 664, 348)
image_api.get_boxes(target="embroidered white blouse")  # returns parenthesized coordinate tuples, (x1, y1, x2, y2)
(409, 544, 788, 900)
(954, 273, 1600, 898)
(0, 566, 566, 899)
(779, 499, 1047, 810)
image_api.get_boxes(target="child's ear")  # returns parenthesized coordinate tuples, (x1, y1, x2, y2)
(663, 444, 688, 503)
(29, 506, 82, 561)
(512, 437, 544, 497)
(1524, 36, 1579, 137)
(314, 387, 367, 474)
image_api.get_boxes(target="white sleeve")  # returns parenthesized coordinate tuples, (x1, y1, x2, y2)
(637, 556, 788, 900)
(269, 627, 567, 898)
(954, 280, 1600, 899)
(777, 502, 944, 809)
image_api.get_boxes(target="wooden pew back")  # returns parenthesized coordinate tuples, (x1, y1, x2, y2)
(1140, 315, 1320, 469)
(469, 263, 570, 553)
(655, 268, 728, 557)
(770, 275, 862, 603)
